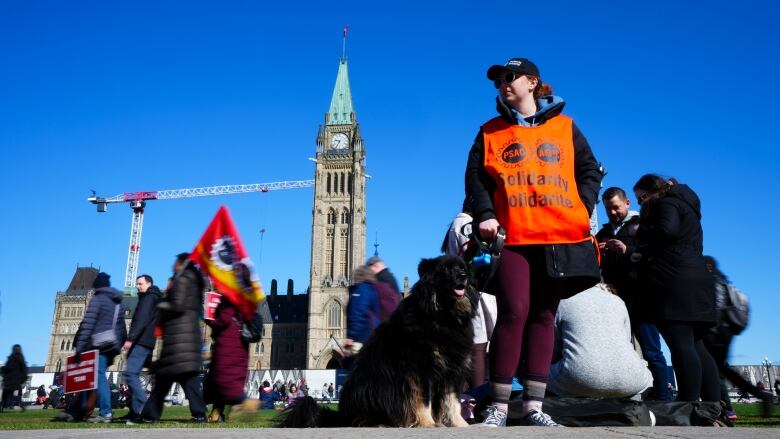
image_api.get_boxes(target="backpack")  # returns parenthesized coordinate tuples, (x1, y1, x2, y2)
(240, 312, 264, 343)
(722, 283, 749, 335)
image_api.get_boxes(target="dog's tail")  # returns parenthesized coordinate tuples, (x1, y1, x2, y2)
(277, 396, 346, 428)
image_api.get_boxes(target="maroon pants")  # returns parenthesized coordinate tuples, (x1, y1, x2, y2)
(489, 246, 563, 384)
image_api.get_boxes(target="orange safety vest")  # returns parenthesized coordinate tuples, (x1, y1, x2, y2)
(482, 114, 592, 246)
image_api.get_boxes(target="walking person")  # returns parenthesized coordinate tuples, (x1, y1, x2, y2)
(121, 274, 163, 422)
(344, 265, 381, 357)
(74, 272, 127, 423)
(702, 255, 773, 420)
(203, 297, 249, 423)
(631, 174, 720, 425)
(1, 345, 29, 412)
(139, 253, 207, 423)
(465, 57, 602, 427)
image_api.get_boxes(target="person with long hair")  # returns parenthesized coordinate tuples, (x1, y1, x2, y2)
(0, 345, 28, 412)
(466, 57, 602, 427)
(631, 174, 721, 425)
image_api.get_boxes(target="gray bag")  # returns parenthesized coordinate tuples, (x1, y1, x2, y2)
(91, 304, 120, 350)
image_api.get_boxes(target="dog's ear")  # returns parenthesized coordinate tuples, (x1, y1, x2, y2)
(417, 258, 438, 280)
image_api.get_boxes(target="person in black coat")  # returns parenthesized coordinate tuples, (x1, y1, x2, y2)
(632, 174, 720, 425)
(139, 253, 207, 423)
(1, 345, 28, 412)
(75, 272, 127, 423)
(121, 274, 163, 421)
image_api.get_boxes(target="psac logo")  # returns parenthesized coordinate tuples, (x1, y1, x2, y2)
(536, 143, 561, 164)
(500, 143, 526, 164)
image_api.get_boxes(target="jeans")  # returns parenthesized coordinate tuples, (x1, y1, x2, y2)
(97, 354, 111, 416)
(635, 323, 673, 400)
(124, 344, 152, 415)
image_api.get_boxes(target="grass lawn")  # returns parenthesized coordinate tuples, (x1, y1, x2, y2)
(0, 402, 777, 429)
(0, 406, 284, 430)
(733, 402, 780, 428)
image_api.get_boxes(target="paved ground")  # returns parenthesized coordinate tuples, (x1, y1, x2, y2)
(1, 427, 779, 439)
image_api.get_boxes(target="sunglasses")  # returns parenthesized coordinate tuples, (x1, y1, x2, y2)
(493, 71, 522, 88)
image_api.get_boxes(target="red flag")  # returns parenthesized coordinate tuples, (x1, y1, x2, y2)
(190, 205, 265, 319)
(343, 25, 349, 37)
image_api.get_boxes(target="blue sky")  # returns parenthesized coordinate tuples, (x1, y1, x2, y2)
(1, 0, 778, 367)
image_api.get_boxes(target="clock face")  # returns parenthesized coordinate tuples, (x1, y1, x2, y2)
(330, 133, 349, 149)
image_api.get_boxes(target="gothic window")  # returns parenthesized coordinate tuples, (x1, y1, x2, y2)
(327, 208, 336, 225)
(66, 340, 71, 351)
(341, 208, 350, 224)
(327, 301, 342, 328)
(60, 340, 65, 350)
(260, 342, 265, 354)
(325, 228, 335, 278)
(333, 173, 339, 195)
(55, 359, 62, 372)
(262, 326, 266, 337)
(348, 173, 353, 195)
(327, 172, 332, 194)
(339, 228, 348, 277)
(340, 172, 345, 193)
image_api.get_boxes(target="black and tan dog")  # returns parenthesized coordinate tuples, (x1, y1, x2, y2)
(280, 255, 478, 428)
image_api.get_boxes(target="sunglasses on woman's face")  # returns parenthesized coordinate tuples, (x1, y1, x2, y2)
(493, 71, 522, 89)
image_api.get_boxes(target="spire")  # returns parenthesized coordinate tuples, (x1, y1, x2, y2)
(327, 29, 354, 126)
(327, 59, 354, 126)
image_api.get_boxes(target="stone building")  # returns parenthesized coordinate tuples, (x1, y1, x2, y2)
(306, 56, 367, 369)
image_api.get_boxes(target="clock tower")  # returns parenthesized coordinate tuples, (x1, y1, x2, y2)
(306, 56, 367, 368)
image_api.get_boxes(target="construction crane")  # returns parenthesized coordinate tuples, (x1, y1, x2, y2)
(87, 180, 315, 292)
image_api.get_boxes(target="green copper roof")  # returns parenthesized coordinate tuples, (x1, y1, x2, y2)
(327, 59, 354, 125)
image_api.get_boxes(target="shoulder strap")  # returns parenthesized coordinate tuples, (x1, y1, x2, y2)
(111, 304, 120, 330)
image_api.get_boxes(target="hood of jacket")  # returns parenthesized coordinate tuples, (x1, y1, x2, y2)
(94, 286, 124, 303)
(142, 285, 164, 299)
(666, 184, 701, 219)
(495, 95, 565, 127)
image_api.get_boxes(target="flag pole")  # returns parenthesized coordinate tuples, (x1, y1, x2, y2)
(342, 25, 349, 61)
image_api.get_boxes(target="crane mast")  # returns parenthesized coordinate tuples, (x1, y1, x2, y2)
(88, 179, 315, 293)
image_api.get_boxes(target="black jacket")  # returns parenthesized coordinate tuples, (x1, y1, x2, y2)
(596, 213, 641, 303)
(155, 260, 204, 376)
(635, 184, 716, 323)
(75, 287, 127, 358)
(465, 97, 602, 296)
(1, 354, 28, 389)
(128, 286, 163, 349)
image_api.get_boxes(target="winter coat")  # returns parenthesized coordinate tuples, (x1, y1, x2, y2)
(635, 184, 716, 323)
(1, 354, 28, 390)
(204, 299, 248, 405)
(127, 286, 163, 349)
(373, 280, 400, 321)
(596, 212, 641, 309)
(346, 281, 381, 343)
(155, 260, 204, 376)
(376, 268, 400, 294)
(75, 287, 127, 358)
(259, 387, 282, 409)
(465, 95, 602, 297)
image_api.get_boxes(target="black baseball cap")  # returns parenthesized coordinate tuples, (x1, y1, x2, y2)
(486, 58, 541, 80)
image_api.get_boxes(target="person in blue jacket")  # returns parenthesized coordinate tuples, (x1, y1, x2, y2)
(344, 265, 381, 356)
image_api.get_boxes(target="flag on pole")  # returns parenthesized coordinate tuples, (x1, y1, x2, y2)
(343, 25, 349, 37)
(190, 205, 264, 319)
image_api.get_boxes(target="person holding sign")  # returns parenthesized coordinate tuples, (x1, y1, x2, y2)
(74, 272, 126, 423)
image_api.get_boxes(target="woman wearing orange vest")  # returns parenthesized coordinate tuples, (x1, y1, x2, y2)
(465, 58, 602, 427)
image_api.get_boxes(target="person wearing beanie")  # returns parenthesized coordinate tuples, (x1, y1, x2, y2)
(75, 272, 126, 423)
(465, 57, 601, 427)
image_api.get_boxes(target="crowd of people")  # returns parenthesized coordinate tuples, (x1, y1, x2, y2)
(0, 55, 775, 429)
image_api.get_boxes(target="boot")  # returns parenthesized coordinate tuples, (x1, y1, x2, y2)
(208, 406, 223, 423)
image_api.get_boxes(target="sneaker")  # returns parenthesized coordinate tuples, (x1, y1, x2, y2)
(51, 411, 75, 422)
(523, 409, 563, 427)
(725, 410, 737, 421)
(190, 416, 207, 423)
(480, 405, 507, 427)
(87, 414, 113, 423)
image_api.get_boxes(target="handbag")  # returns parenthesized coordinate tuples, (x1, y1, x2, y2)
(91, 304, 120, 350)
